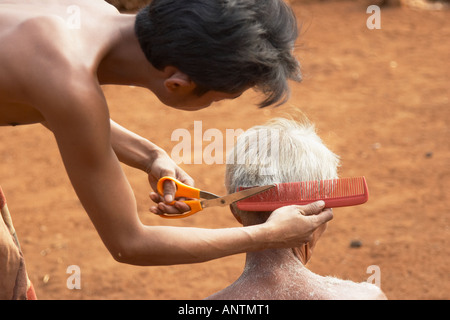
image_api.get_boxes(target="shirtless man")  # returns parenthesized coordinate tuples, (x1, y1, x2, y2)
(0, 0, 333, 298)
(206, 118, 387, 300)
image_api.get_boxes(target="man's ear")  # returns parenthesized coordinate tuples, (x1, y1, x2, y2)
(163, 66, 195, 93)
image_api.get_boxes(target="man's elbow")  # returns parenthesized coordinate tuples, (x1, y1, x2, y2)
(110, 247, 133, 264)
(104, 232, 163, 266)
(103, 232, 147, 265)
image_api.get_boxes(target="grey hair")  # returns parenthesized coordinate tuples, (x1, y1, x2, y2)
(225, 118, 340, 195)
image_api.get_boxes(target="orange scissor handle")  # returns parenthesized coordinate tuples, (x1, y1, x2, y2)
(157, 176, 201, 201)
(156, 177, 203, 219)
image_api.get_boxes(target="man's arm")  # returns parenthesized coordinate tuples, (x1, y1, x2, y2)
(34, 73, 331, 266)
(109, 119, 193, 210)
(109, 119, 161, 173)
(45, 118, 192, 212)
(114, 201, 332, 266)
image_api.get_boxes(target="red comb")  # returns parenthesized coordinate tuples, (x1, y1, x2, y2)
(236, 177, 369, 211)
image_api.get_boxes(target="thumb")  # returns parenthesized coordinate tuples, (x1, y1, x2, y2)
(163, 179, 177, 203)
(300, 200, 326, 216)
(158, 170, 177, 203)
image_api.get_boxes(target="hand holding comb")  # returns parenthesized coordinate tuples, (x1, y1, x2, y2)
(236, 177, 369, 211)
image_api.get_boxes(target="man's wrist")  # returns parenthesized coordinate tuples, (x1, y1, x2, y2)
(110, 120, 165, 172)
(139, 140, 165, 174)
(243, 223, 274, 251)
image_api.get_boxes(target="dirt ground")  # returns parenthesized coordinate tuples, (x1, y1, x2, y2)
(0, 0, 448, 300)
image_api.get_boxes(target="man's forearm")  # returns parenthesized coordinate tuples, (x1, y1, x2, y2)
(43, 119, 160, 171)
(113, 223, 270, 266)
(109, 202, 333, 266)
(110, 119, 163, 172)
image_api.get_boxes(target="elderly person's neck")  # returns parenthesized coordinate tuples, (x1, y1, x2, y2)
(238, 210, 309, 276)
(244, 247, 306, 274)
(237, 244, 320, 300)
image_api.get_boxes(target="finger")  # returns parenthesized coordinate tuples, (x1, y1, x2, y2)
(307, 208, 334, 227)
(300, 200, 326, 216)
(163, 179, 177, 203)
(174, 201, 191, 212)
(149, 192, 163, 203)
(149, 203, 178, 216)
(149, 205, 160, 215)
(178, 173, 195, 188)
(157, 201, 191, 215)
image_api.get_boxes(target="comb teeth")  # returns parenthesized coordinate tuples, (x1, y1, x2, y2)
(236, 177, 369, 211)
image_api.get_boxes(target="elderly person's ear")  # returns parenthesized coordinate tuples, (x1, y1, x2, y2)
(230, 205, 243, 224)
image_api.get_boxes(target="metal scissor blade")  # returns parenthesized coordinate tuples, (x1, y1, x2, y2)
(199, 190, 220, 200)
(201, 185, 275, 209)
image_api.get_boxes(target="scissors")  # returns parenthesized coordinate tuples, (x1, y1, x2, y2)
(156, 176, 275, 219)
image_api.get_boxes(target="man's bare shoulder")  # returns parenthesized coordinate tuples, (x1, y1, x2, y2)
(0, 0, 118, 14)
(0, 0, 118, 64)
(0, 18, 84, 95)
(0, 1, 118, 102)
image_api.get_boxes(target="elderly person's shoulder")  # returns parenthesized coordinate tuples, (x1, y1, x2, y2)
(321, 276, 388, 300)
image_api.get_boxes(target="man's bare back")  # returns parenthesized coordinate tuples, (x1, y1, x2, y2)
(0, 0, 127, 127)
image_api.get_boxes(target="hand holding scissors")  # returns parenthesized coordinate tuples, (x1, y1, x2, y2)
(155, 176, 275, 219)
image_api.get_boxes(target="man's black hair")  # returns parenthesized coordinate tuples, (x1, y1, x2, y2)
(135, 0, 301, 107)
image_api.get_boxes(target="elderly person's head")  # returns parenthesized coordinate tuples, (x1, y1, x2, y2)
(225, 117, 340, 263)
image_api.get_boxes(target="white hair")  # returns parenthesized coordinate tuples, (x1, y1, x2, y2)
(225, 117, 340, 194)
